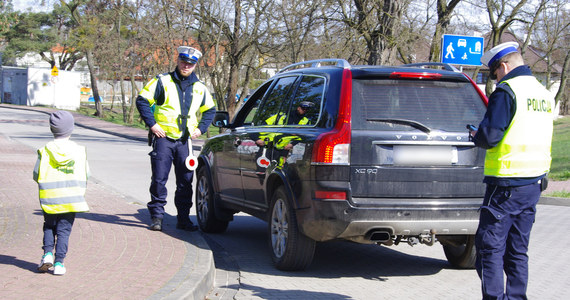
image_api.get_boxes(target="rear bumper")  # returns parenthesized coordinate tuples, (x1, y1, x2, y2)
(296, 197, 481, 243)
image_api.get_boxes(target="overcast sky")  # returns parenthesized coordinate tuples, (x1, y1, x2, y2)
(12, 0, 51, 13)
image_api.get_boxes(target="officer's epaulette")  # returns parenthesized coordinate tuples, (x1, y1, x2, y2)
(496, 82, 515, 100)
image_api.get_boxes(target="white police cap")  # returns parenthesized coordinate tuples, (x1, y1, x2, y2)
(480, 41, 519, 67)
(178, 46, 202, 64)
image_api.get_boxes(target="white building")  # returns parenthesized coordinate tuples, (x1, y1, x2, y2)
(1, 66, 82, 110)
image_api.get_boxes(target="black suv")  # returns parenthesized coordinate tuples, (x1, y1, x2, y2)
(196, 59, 488, 271)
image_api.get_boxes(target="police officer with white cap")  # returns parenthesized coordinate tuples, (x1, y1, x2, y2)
(136, 46, 216, 231)
(469, 42, 556, 299)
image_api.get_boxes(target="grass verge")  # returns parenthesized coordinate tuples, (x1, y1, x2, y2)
(550, 116, 570, 181)
(543, 191, 570, 198)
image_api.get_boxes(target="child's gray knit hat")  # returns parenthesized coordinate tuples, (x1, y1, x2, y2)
(49, 111, 74, 138)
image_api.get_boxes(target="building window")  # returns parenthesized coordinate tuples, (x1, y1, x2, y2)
(477, 72, 490, 84)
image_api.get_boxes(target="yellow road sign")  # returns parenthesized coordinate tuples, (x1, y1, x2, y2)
(51, 66, 59, 76)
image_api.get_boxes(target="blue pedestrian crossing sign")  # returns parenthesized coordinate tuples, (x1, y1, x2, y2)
(441, 34, 484, 66)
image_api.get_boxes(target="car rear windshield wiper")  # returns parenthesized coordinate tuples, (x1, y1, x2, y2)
(366, 118, 432, 133)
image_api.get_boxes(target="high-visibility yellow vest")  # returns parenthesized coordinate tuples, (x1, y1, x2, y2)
(265, 114, 308, 125)
(139, 73, 216, 139)
(484, 75, 555, 178)
(36, 141, 89, 214)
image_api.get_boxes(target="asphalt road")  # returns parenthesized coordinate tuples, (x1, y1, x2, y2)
(3, 107, 570, 300)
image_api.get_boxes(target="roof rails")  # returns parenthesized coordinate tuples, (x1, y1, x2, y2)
(402, 62, 460, 72)
(278, 59, 351, 74)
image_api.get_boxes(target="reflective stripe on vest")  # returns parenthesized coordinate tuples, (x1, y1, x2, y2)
(484, 76, 554, 178)
(139, 74, 215, 140)
(37, 143, 89, 214)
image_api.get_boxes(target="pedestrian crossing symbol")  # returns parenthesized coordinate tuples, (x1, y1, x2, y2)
(441, 34, 484, 66)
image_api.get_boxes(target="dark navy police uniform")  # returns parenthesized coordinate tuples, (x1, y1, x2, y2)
(472, 64, 554, 300)
(136, 67, 215, 227)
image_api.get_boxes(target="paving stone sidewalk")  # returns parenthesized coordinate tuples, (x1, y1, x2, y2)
(0, 105, 213, 300)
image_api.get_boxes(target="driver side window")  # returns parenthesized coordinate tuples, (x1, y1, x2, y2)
(252, 76, 298, 126)
(232, 81, 272, 127)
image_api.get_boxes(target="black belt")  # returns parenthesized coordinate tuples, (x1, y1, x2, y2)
(165, 135, 189, 143)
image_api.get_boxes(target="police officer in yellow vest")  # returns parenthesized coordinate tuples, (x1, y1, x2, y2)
(469, 42, 556, 300)
(136, 46, 216, 231)
(256, 101, 313, 147)
(264, 101, 313, 126)
(34, 111, 90, 275)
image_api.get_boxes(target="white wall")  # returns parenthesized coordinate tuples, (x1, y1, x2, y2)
(27, 67, 81, 110)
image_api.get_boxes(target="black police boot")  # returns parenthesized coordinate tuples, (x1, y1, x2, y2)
(176, 220, 198, 232)
(150, 218, 162, 231)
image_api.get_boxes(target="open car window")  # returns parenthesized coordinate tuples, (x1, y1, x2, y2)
(284, 75, 325, 126)
(252, 76, 299, 126)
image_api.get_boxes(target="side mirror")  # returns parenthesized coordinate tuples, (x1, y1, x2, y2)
(212, 111, 230, 128)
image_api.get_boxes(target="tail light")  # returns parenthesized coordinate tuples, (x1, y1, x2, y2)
(312, 69, 352, 165)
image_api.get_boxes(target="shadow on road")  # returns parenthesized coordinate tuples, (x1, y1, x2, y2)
(202, 215, 453, 280)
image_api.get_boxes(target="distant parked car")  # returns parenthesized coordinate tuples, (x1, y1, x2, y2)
(195, 59, 488, 271)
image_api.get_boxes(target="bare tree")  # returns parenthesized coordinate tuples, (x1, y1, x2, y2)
(276, 0, 322, 63)
(62, 0, 114, 117)
(396, 0, 436, 64)
(482, 0, 531, 94)
(557, 51, 570, 114)
(332, 0, 407, 65)
(193, 0, 274, 117)
(428, 0, 462, 62)
(530, 0, 569, 114)
(316, 3, 366, 63)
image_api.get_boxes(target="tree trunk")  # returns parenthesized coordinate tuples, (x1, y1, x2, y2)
(555, 50, 569, 115)
(225, 0, 243, 118)
(226, 63, 240, 117)
(120, 78, 127, 123)
(429, 0, 461, 63)
(86, 49, 104, 118)
(128, 70, 139, 124)
(109, 81, 115, 111)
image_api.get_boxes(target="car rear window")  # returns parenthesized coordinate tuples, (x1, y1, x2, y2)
(351, 79, 487, 132)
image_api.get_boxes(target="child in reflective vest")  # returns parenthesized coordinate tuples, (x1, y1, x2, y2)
(33, 111, 90, 275)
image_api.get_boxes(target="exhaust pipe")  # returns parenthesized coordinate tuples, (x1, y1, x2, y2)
(368, 231, 391, 242)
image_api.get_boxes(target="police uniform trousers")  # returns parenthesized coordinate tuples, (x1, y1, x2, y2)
(475, 182, 541, 300)
(148, 137, 193, 224)
(42, 211, 76, 263)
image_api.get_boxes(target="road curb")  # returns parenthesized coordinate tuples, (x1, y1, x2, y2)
(149, 232, 215, 300)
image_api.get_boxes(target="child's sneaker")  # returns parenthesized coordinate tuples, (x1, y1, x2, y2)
(38, 252, 54, 272)
(53, 262, 66, 275)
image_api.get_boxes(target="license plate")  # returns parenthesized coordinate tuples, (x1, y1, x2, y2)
(393, 145, 458, 166)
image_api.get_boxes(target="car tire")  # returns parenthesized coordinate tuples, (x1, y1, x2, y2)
(196, 167, 229, 233)
(268, 186, 315, 271)
(442, 235, 476, 269)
